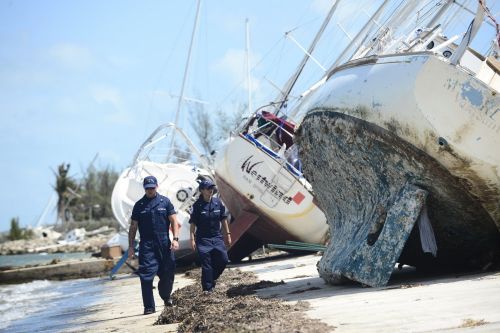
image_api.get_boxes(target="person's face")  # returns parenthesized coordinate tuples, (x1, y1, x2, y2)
(144, 186, 157, 198)
(200, 187, 214, 198)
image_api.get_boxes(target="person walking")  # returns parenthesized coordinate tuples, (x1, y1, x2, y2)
(189, 179, 232, 292)
(128, 175, 180, 315)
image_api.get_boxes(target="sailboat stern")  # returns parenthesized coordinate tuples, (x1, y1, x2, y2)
(213, 133, 329, 261)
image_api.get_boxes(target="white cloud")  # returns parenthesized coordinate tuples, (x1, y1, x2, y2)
(103, 108, 133, 125)
(212, 48, 261, 94)
(89, 84, 132, 124)
(90, 84, 123, 110)
(106, 55, 137, 69)
(57, 96, 80, 115)
(49, 43, 93, 70)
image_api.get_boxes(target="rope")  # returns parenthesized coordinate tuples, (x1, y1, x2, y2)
(479, 0, 500, 49)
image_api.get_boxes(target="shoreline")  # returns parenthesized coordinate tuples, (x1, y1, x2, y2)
(49, 254, 500, 332)
(67, 272, 193, 332)
(0, 234, 110, 256)
(0, 257, 136, 284)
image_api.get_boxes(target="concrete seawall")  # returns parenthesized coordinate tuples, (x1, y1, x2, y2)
(0, 258, 136, 284)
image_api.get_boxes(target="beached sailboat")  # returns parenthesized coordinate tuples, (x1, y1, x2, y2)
(111, 124, 213, 260)
(110, 0, 212, 261)
(294, 0, 500, 286)
(212, 3, 345, 261)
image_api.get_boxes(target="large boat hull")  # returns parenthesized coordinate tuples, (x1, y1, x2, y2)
(296, 53, 500, 286)
(214, 134, 329, 260)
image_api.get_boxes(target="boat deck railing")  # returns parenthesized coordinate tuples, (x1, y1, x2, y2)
(241, 114, 304, 179)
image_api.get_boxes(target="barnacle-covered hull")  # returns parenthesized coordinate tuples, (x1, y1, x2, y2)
(296, 53, 500, 286)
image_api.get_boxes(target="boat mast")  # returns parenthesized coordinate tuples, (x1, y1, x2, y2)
(427, 0, 455, 28)
(169, 0, 202, 158)
(246, 18, 252, 115)
(328, 0, 391, 70)
(275, 0, 341, 113)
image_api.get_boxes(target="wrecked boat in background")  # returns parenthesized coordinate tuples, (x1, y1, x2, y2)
(111, 123, 213, 261)
(111, 0, 215, 263)
(212, 3, 347, 261)
(295, 0, 500, 287)
(214, 109, 329, 261)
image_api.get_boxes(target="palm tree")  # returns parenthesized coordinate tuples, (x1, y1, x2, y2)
(52, 163, 78, 227)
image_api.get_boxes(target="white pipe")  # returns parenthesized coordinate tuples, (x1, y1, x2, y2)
(285, 33, 327, 71)
(450, 1, 485, 65)
(129, 123, 209, 173)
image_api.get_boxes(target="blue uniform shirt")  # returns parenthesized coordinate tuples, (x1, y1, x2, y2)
(131, 194, 176, 241)
(189, 197, 228, 239)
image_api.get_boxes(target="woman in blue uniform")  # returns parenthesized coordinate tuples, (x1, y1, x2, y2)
(189, 180, 232, 292)
(128, 175, 180, 315)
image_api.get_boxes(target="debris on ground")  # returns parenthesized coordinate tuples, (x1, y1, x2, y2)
(458, 318, 488, 328)
(155, 267, 334, 332)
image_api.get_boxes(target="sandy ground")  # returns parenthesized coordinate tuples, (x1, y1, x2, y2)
(75, 254, 500, 332)
(237, 254, 500, 333)
(66, 272, 193, 332)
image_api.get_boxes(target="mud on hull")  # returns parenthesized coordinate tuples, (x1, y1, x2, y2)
(297, 112, 500, 287)
(215, 174, 313, 261)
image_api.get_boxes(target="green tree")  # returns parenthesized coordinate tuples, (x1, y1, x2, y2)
(73, 165, 119, 221)
(8, 217, 23, 241)
(171, 141, 192, 164)
(215, 101, 248, 139)
(189, 103, 217, 156)
(52, 163, 79, 226)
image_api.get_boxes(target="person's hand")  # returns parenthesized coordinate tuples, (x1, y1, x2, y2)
(226, 234, 232, 247)
(127, 247, 135, 259)
(171, 239, 179, 250)
(190, 239, 196, 251)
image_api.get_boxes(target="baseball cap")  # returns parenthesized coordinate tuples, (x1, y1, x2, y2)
(143, 176, 158, 189)
(199, 179, 216, 190)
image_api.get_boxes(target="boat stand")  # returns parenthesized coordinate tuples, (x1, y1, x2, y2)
(110, 242, 138, 280)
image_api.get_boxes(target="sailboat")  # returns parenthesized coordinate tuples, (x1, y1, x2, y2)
(294, 0, 500, 286)
(212, 3, 345, 261)
(110, 0, 212, 261)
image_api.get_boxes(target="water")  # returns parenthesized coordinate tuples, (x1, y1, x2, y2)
(0, 277, 106, 332)
(0, 252, 91, 269)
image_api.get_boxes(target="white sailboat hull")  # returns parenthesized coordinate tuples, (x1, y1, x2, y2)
(214, 134, 328, 259)
(111, 160, 209, 259)
(301, 53, 499, 224)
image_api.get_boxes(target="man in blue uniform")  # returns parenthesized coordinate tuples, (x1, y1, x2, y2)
(128, 175, 180, 315)
(189, 180, 232, 292)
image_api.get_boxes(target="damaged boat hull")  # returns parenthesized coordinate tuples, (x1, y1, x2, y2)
(214, 134, 329, 261)
(296, 53, 500, 287)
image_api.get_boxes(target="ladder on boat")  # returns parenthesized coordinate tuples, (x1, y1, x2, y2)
(260, 155, 297, 208)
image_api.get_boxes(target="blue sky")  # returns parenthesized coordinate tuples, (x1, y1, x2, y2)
(0, 0, 339, 231)
(1, 0, 497, 232)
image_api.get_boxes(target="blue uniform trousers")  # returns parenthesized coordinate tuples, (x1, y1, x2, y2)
(196, 236, 228, 291)
(138, 239, 175, 310)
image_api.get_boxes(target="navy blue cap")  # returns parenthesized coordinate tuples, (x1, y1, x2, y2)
(199, 179, 216, 190)
(143, 176, 158, 189)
